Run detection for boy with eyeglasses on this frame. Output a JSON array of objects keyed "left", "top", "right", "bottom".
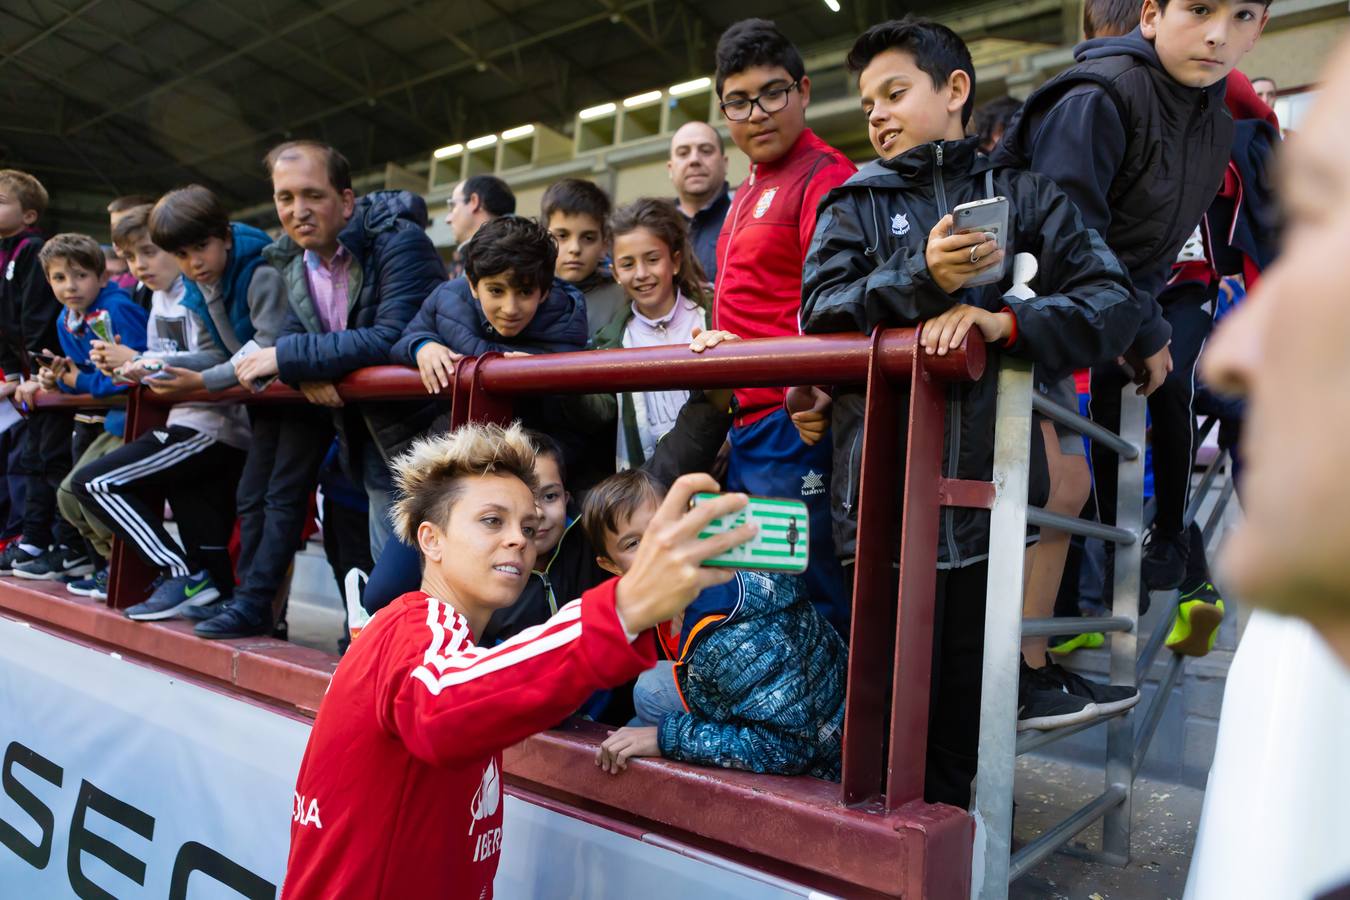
[{"left": 711, "top": 18, "right": 856, "bottom": 637}]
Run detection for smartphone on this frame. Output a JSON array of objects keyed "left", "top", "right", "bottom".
[
  {"left": 690, "top": 492, "right": 809, "bottom": 574},
  {"left": 28, "top": 350, "right": 58, "bottom": 370},
  {"left": 952, "top": 196, "right": 1010, "bottom": 288},
  {"left": 142, "top": 370, "right": 174, "bottom": 383},
  {"left": 229, "top": 339, "right": 278, "bottom": 393}
]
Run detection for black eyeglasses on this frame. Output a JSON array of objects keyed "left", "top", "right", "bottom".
[{"left": 720, "top": 81, "right": 799, "bottom": 122}]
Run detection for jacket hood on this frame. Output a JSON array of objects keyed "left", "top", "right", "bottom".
[
  {"left": 1075, "top": 28, "right": 1158, "bottom": 65},
  {"left": 678, "top": 571, "right": 800, "bottom": 657},
  {"left": 341, "top": 190, "right": 429, "bottom": 257},
  {"left": 262, "top": 190, "right": 429, "bottom": 269},
  {"left": 845, "top": 137, "right": 991, "bottom": 190}
]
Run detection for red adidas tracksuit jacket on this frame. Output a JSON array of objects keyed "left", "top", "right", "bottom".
[
  {"left": 282, "top": 580, "right": 655, "bottom": 900},
  {"left": 712, "top": 128, "right": 856, "bottom": 425}
]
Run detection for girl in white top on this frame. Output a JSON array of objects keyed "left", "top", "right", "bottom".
[{"left": 606, "top": 199, "right": 714, "bottom": 470}]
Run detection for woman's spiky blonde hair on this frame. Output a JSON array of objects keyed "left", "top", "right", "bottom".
[{"left": 390, "top": 421, "right": 539, "bottom": 546}]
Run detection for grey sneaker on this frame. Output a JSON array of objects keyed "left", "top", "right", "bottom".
[{"left": 124, "top": 572, "right": 221, "bottom": 621}]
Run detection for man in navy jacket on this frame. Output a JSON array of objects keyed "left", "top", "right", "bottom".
[{"left": 238, "top": 141, "right": 447, "bottom": 561}]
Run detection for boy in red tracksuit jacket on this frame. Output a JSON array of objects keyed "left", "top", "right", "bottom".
[
  {"left": 283, "top": 423, "right": 754, "bottom": 900},
  {"left": 710, "top": 19, "right": 856, "bottom": 636}
]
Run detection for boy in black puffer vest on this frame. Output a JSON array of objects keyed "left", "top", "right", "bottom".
[
  {"left": 993, "top": 0, "right": 1269, "bottom": 599},
  {"left": 802, "top": 18, "right": 1143, "bottom": 808}
]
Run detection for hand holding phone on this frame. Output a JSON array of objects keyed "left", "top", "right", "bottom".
[
  {"left": 951, "top": 196, "right": 1010, "bottom": 288},
  {"left": 690, "top": 492, "right": 809, "bottom": 574},
  {"left": 925, "top": 213, "right": 1005, "bottom": 295}
]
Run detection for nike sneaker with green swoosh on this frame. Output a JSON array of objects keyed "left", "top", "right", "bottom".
[{"left": 124, "top": 571, "right": 221, "bottom": 621}]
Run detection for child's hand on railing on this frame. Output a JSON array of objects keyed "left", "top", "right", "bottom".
[
  {"left": 234, "top": 346, "right": 280, "bottom": 392},
  {"left": 596, "top": 726, "right": 660, "bottom": 774},
  {"left": 90, "top": 338, "right": 136, "bottom": 374},
  {"left": 145, "top": 366, "right": 204, "bottom": 394},
  {"left": 786, "top": 385, "right": 831, "bottom": 446},
  {"left": 689, "top": 327, "right": 740, "bottom": 353},
  {"left": 414, "top": 341, "right": 462, "bottom": 394},
  {"left": 15, "top": 379, "right": 42, "bottom": 407},
  {"left": 920, "top": 304, "right": 1014, "bottom": 356}
]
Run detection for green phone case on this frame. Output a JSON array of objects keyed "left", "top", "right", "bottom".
[{"left": 692, "top": 492, "right": 809, "bottom": 573}]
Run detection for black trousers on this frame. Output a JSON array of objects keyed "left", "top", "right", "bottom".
[
  {"left": 925, "top": 560, "right": 991, "bottom": 810},
  {"left": 20, "top": 408, "right": 81, "bottom": 549},
  {"left": 231, "top": 407, "right": 332, "bottom": 616},
  {"left": 1089, "top": 293, "right": 1214, "bottom": 534},
  {"left": 1, "top": 418, "right": 27, "bottom": 539},
  {"left": 72, "top": 425, "right": 243, "bottom": 590}
]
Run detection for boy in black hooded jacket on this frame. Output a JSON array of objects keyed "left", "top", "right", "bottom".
[{"left": 801, "top": 18, "right": 1142, "bottom": 808}]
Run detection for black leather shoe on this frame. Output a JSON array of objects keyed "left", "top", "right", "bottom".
[{"left": 193, "top": 602, "right": 271, "bottom": 640}]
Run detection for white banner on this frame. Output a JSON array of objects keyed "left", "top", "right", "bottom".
[
  {"left": 0, "top": 616, "right": 824, "bottom": 899},
  {"left": 0, "top": 617, "right": 309, "bottom": 898}
]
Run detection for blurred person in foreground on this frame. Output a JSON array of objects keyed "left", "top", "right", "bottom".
[{"left": 1184, "top": 37, "right": 1350, "bottom": 900}]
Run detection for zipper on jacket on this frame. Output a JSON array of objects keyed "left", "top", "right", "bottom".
[
  {"left": 533, "top": 570, "right": 558, "bottom": 616},
  {"left": 842, "top": 427, "right": 863, "bottom": 515},
  {"left": 713, "top": 169, "right": 753, "bottom": 327},
  {"left": 944, "top": 387, "right": 962, "bottom": 565},
  {"left": 934, "top": 143, "right": 949, "bottom": 217}
]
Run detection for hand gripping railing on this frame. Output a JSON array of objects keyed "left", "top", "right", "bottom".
[{"left": 973, "top": 360, "right": 1236, "bottom": 898}]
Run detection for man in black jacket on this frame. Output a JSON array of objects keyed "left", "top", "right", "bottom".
[
  {"left": 802, "top": 18, "right": 1142, "bottom": 808},
  {"left": 993, "top": 0, "right": 1269, "bottom": 590}
]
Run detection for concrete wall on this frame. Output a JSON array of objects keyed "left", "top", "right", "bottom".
[{"left": 1242, "top": 17, "right": 1349, "bottom": 91}]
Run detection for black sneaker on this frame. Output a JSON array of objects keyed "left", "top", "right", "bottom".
[
  {"left": 0, "top": 542, "right": 38, "bottom": 575},
  {"left": 1141, "top": 528, "right": 1188, "bottom": 591},
  {"left": 1018, "top": 659, "right": 1099, "bottom": 731},
  {"left": 13, "top": 546, "right": 95, "bottom": 581},
  {"left": 1041, "top": 656, "right": 1141, "bottom": 716},
  {"left": 194, "top": 601, "right": 271, "bottom": 640}
]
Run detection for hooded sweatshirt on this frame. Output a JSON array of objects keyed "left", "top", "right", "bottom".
[
  {"left": 993, "top": 28, "right": 1235, "bottom": 358},
  {"left": 54, "top": 283, "right": 148, "bottom": 437}
]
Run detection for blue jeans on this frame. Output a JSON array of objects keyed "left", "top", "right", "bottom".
[
  {"left": 362, "top": 448, "right": 394, "bottom": 563},
  {"left": 629, "top": 661, "right": 682, "bottom": 726}
]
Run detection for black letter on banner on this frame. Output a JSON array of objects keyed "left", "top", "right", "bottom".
[
  {"left": 0, "top": 741, "right": 63, "bottom": 869},
  {"left": 169, "top": 841, "right": 276, "bottom": 900},
  {"left": 67, "top": 779, "right": 154, "bottom": 900}
]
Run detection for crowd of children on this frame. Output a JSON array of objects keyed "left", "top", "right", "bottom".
[{"left": 0, "top": 5, "right": 1273, "bottom": 857}]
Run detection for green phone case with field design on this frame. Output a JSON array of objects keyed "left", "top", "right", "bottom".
[{"left": 692, "top": 493, "right": 809, "bottom": 574}]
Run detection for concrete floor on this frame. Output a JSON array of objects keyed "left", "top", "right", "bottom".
[{"left": 1011, "top": 755, "right": 1204, "bottom": 900}]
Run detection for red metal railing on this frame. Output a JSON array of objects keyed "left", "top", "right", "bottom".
[{"left": 15, "top": 328, "right": 992, "bottom": 896}]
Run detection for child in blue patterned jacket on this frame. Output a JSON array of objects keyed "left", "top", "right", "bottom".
[{"left": 584, "top": 468, "right": 847, "bottom": 780}]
